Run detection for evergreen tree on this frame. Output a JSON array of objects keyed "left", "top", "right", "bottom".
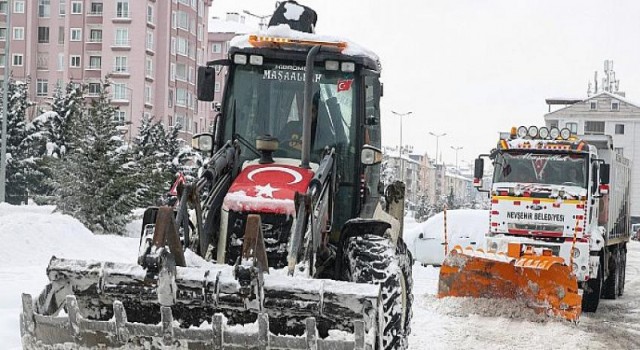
[
  {"left": 46, "top": 82, "right": 86, "bottom": 158},
  {"left": 51, "top": 81, "right": 135, "bottom": 234},
  {"left": 0, "top": 79, "right": 34, "bottom": 204}
]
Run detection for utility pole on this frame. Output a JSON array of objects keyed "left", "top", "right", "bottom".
[
  {"left": 450, "top": 146, "right": 463, "bottom": 205},
  {"left": 243, "top": 10, "right": 271, "bottom": 30},
  {"left": 429, "top": 131, "right": 446, "bottom": 202},
  {"left": 0, "top": 0, "right": 12, "bottom": 203},
  {"left": 392, "top": 110, "right": 412, "bottom": 182},
  {"left": 429, "top": 132, "right": 447, "bottom": 165}
]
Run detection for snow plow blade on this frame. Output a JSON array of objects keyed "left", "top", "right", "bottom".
[
  {"left": 438, "top": 244, "right": 582, "bottom": 321},
  {"left": 20, "top": 257, "right": 380, "bottom": 349}
]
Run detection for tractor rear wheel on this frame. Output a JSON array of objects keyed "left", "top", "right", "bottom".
[{"left": 344, "top": 234, "right": 413, "bottom": 350}]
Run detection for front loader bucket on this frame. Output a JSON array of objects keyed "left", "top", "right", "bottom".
[
  {"left": 21, "top": 257, "right": 381, "bottom": 349},
  {"left": 438, "top": 245, "right": 582, "bottom": 321}
]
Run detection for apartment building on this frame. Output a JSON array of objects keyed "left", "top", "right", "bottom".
[{"left": 0, "top": 0, "right": 212, "bottom": 139}]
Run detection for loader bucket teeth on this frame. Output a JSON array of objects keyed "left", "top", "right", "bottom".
[{"left": 438, "top": 246, "right": 582, "bottom": 321}]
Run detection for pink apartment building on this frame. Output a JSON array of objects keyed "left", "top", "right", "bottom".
[
  {"left": 0, "top": 0, "right": 212, "bottom": 139},
  {"left": 203, "top": 13, "right": 255, "bottom": 130}
]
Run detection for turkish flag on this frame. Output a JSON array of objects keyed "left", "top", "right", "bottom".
[
  {"left": 168, "top": 173, "right": 186, "bottom": 196},
  {"left": 337, "top": 79, "right": 353, "bottom": 92}
]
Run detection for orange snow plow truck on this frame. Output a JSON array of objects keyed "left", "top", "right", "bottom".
[{"left": 439, "top": 126, "right": 631, "bottom": 321}]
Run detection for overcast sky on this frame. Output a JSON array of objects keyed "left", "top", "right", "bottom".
[{"left": 210, "top": 0, "right": 640, "bottom": 166}]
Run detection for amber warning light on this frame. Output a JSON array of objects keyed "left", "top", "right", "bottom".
[{"left": 248, "top": 35, "right": 347, "bottom": 51}]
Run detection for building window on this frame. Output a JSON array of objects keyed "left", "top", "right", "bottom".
[
  {"left": 0, "top": 54, "right": 5, "bottom": 67},
  {"left": 0, "top": 1, "right": 7, "bottom": 14},
  {"left": 37, "top": 53, "right": 49, "bottom": 69},
  {"left": 176, "top": 63, "right": 187, "bottom": 81},
  {"left": 589, "top": 100, "right": 597, "bottom": 110},
  {"left": 171, "top": 37, "right": 176, "bottom": 55},
  {"left": 88, "top": 82, "right": 101, "bottom": 95},
  {"left": 168, "top": 90, "right": 174, "bottom": 108},
  {"left": 145, "top": 58, "right": 153, "bottom": 77},
  {"left": 39, "top": 0, "right": 50, "bottom": 17},
  {"left": 584, "top": 121, "right": 605, "bottom": 135},
  {"left": 36, "top": 79, "right": 49, "bottom": 97},
  {"left": 116, "top": 0, "right": 129, "bottom": 18},
  {"left": 115, "top": 28, "right": 129, "bottom": 46},
  {"left": 211, "top": 43, "right": 222, "bottom": 53},
  {"left": 57, "top": 54, "right": 64, "bottom": 70},
  {"left": 59, "top": 0, "right": 66, "bottom": 15},
  {"left": 70, "top": 55, "right": 81, "bottom": 67},
  {"left": 114, "top": 56, "right": 128, "bottom": 72},
  {"left": 13, "top": 54, "right": 24, "bottom": 66},
  {"left": 566, "top": 122, "right": 578, "bottom": 134},
  {"left": 146, "top": 31, "right": 154, "bottom": 51},
  {"left": 88, "top": 56, "right": 101, "bottom": 69},
  {"left": 176, "top": 88, "right": 188, "bottom": 107},
  {"left": 177, "top": 11, "right": 189, "bottom": 30},
  {"left": 114, "top": 110, "right": 126, "bottom": 123},
  {"left": 614, "top": 147, "right": 624, "bottom": 156},
  {"left": 58, "top": 26, "right": 65, "bottom": 44},
  {"left": 170, "top": 63, "right": 176, "bottom": 81},
  {"left": 615, "top": 124, "right": 625, "bottom": 135},
  {"left": 113, "top": 83, "right": 127, "bottom": 100},
  {"left": 0, "top": 28, "right": 6, "bottom": 41},
  {"left": 145, "top": 85, "right": 152, "bottom": 104},
  {"left": 38, "top": 27, "right": 50, "bottom": 43},
  {"left": 89, "top": 29, "right": 102, "bottom": 42},
  {"left": 177, "top": 37, "right": 188, "bottom": 56},
  {"left": 89, "top": 2, "right": 103, "bottom": 15},
  {"left": 70, "top": 28, "right": 82, "bottom": 41},
  {"left": 13, "top": 27, "right": 25, "bottom": 40},
  {"left": 14, "top": 0, "right": 24, "bottom": 13},
  {"left": 71, "top": 1, "right": 82, "bottom": 14},
  {"left": 147, "top": 5, "right": 153, "bottom": 23},
  {"left": 611, "top": 101, "right": 620, "bottom": 111}
]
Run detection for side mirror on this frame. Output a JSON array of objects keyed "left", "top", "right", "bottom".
[
  {"left": 197, "top": 66, "right": 216, "bottom": 102},
  {"left": 600, "top": 163, "right": 610, "bottom": 185},
  {"left": 361, "top": 145, "right": 383, "bottom": 166},
  {"left": 192, "top": 133, "right": 214, "bottom": 154},
  {"left": 473, "top": 158, "right": 484, "bottom": 188}
]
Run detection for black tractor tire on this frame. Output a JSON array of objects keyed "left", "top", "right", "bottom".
[
  {"left": 602, "top": 247, "right": 619, "bottom": 300},
  {"left": 618, "top": 245, "right": 627, "bottom": 297},
  {"left": 582, "top": 255, "right": 603, "bottom": 312},
  {"left": 344, "top": 234, "right": 413, "bottom": 350}
]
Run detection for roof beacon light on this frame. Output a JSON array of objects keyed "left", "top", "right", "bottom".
[
  {"left": 248, "top": 35, "right": 347, "bottom": 51},
  {"left": 527, "top": 126, "right": 539, "bottom": 138},
  {"left": 560, "top": 128, "right": 572, "bottom": 140},
  {"left": 549, "top": 127, "right": 560, "bottom": 139},
  {"left": 510, "top": 126, "right": 517, "bottom": 139},
  {"left": 234, "top": 54, "right": 248, "bottom": 65},
  {"left": 538, "top": 127, "right": 550, "bottom": 139},
  {"left": 517, "top": 126, "right": 528, "bottom": 138}
]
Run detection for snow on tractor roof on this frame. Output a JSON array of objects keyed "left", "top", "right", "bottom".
[{"left": 230, "top": 24, "right": 380, "bottom": 65}]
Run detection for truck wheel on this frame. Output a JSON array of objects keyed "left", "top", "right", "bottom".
[
  {"left": 582, "top": 255, "right": 603, "bottom": 312},
  {"left": 344, "top": 234, "right": 413, "bottom": 350},
  {"left": 618, "top": 245, "right": 627, "bottom": 296},
  {"left": 602, "top": 247, "right": 619, "bottom": 300}
]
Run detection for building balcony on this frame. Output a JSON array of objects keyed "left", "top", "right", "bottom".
[
  {"left": 110, "top": 69, "right": 130, "bottom": 77},
  {"left": 111, "top": 40, "right": 131, "bottom": 50},
  {"left": 87, "top": 38, "right": 103, "bottom": 44},
  {"left": 86, "top": 65, "right": 102, "bottom": 70},
  {"left": 112, "top": 12, "right": 132, "bottom": 23},
  {"left": 87, "top": 11, "right": 103, "bottom": 16}
]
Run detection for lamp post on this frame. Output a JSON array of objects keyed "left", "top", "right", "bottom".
[
  {"left": 392, "top": 110, "right": 412, "bottom": 182},
  {"left": 0, "top": 0, "right": 12, "bottom": 203},
  {"left": 243, "top": 10, "right": 271, "bottom": 30},
  {"left": 429, "top": 132, "right": 447, "bottom": 165},
  {"left": 450, "top": 146, "right": 463, "bottom": 172}
]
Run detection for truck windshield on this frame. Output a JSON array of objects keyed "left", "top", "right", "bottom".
[
  {"left": 493, "top": 152, "right": 588, "bottom": 188},
  {"left": 223, "top": 61, "right": 357, "bottom": 165}
]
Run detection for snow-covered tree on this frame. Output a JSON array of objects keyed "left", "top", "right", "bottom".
[
  {"left": 0, "top": 79, "right": 35, "bottom": 204},
  {"left": 46, "top": 82, "right": 87, "bottom": 158},
  {"left": 50, "top": 81, "right": 135, "bottom": 234}
]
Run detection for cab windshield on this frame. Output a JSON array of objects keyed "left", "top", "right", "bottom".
[
  {"left": 223, "top": 61, "right": 357, "bottom": 165},
  {"left": 493, "top": 152, "right": 588, "bottom": 188}
]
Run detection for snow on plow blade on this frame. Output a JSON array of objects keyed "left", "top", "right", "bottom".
[
  {"left": 438, "top": 244, "right": 582, "bottom": 321},
  {"left": 21, "top": 257, "right": 380, "bottom": 349}
]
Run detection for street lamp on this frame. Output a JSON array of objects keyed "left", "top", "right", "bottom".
[
  {"left": 243, "top": 10, "right": 271, "bottom": 30},
  {"left": 450, "top": 146, "right": 463, "bottom": 172},
  {"left": 429, "top": 132, "right": 447, "bottom": 165},
  {"left": 392, "top": 110, "right": 412, "bottom": 181}
]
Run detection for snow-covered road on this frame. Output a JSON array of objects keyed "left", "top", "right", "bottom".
[{"left": 2, "top": 204, "right": 640, "bottom": 349}]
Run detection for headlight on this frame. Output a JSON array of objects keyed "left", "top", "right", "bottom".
[
  {"left": 490, "top": 242, "right": 498, "bottom": 251},
  {"left": 572, "top": 263, "right": 579, "bottom": 272},
  {"left": 527, "top": 126, "right": 539, "bottom": 138},
  {"left": 572, "top": 248, "right": 580, "bottom": 259},
  {"left": 560, "top": 127, "right": 572, "bottom": 140},
  {"left": 538, "top": 127, "right": 550, "bottom": 139},
  {"left": 517, "top": 126, "right": 528, "bottom": 138},
  {"left": 549, "top": 127, "right": 560, "bottom": 139}
]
